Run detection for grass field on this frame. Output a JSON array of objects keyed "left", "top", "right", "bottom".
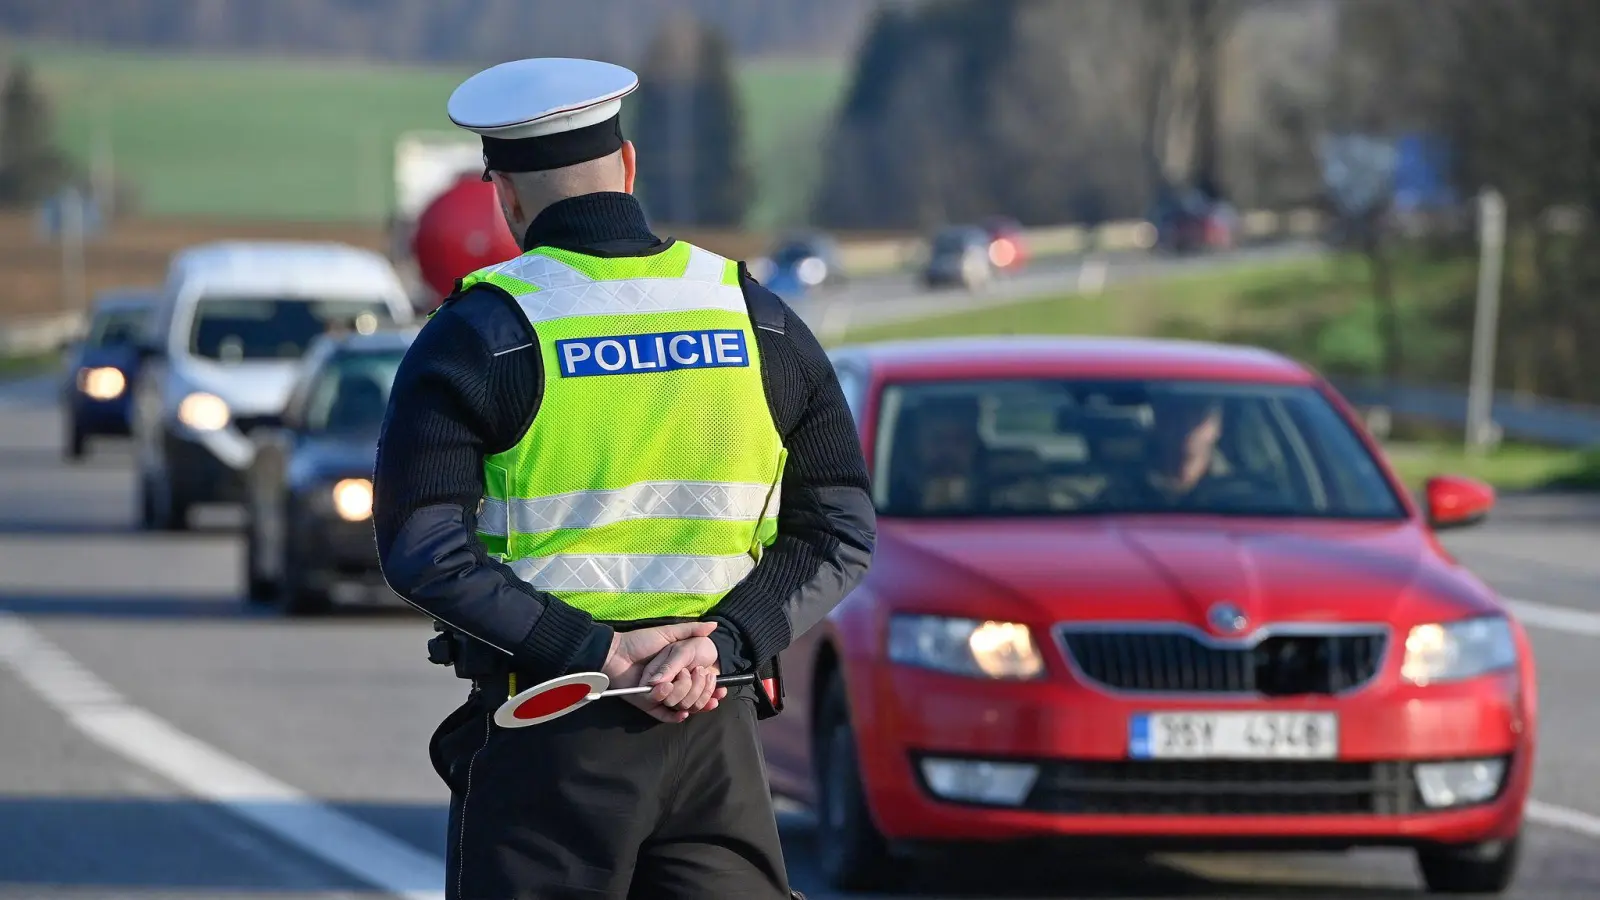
[
  {"left": 844, "top": 251, "right": 1477, "bottom": 383},
  {"left": 15, "top": 44, "right": 846, "bottom": 226},
  {"left": 1383, "top": 442, "right": 1600, "bottom": 492}
]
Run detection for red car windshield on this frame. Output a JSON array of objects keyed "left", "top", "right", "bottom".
[{"left": 872, "top": 378, "right": 1406, "bottom": 520}]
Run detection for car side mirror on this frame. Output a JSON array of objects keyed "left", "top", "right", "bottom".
[{"left": 1424, "top": 475, "right": 1495, "bottom": 530}]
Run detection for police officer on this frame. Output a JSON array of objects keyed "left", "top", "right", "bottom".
[{"left": 374, "top": 58, "right": 875, "bottom": 900}]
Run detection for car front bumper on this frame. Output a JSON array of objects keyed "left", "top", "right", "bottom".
[
  {"left": 163, "top": 431, "right": 247, "bottom": 503},
  {"left": 291, "top": 510, "right": 380, "bottom": 574},
  {"left": 855, "top": 664, "right": 1532, "bottom": 849},
  {"left": 69, "top": 394, "right": 134, "bottom": 436}
]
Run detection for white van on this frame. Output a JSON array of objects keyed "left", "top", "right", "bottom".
[{"left": 132, "top": 241, "right": 414, "bottom": 530}]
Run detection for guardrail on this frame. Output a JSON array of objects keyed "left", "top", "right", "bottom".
[
  {"left": 1335, "top": 378, "right": 1600, "bottom": 448},
  {"left": 832, "top": 206, "right": 1330, "bottom": 276},
  {"left": 0, "top": 312, "right": 83, "bottom": 358}
]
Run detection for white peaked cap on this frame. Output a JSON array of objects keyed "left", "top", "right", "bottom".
[{"left": 448, "top": 57, "right": 639, "bottom": 140}]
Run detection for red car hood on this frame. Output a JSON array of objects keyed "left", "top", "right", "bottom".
[{"left": 872, "top": 516, "right": 1501, "bottom": 628}]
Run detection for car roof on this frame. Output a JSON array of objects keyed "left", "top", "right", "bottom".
[
  {"left": 932, "top": 225, "right": 989, "bottom": 242},
  {"left": 90, "top": 287, "right": 160, "bottom": 311},
  {"left": 835, "top": 336, "right": 1315, "bottom": 384},
  {"left": 166, "top": 240, "right": 405, "bottom": 299}
]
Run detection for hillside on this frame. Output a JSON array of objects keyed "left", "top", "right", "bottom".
[{"left": 18, "top": 46, "right": 847, "bottom": 225}]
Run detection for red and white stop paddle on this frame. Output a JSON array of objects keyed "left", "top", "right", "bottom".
[{"left": 493, "top": 670, "right": 758, "bottom": 728}]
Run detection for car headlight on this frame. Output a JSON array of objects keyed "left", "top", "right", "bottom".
[
  {"left": 796, "top": 256, "right": 828, "bottom": 286},
  {"left": 176, "top": 392, "right": 230, "bottom": 431},
  {"left": 331, "top": 478, "right": 373, "bottom": 522},
  {"left": 77, "top": 367, "right": 127, "bottom": 400},
  {"left": 1402, "top": 616, "right": 1517, "bottom": 685},
  {"left": 887, "top": 614, "right": 1044, "bottom": 679}
]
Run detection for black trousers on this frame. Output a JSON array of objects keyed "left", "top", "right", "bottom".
[{"left": 430, "top": 683, "right": 792, "bottom": 900}]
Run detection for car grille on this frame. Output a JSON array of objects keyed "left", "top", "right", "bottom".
[
  {"left": 1057, "top": 628, "right": 1387, "bottom": 695},
  {"left": 1023, "top": 760, "right": 1418, "bottom": 816},
  {"left": 231, "top": 414, "right": 282, "bottom": 435}
]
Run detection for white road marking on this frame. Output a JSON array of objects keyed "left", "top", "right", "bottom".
[
  {"left": 1505, "top": 597, "right": 1600, "bottom": 637},
  {"left": 1527, "top": 801, "right": 1600, "bottom": 839},
  {"left": 0, "top": 612, "right": 445, "bottom": 900}
]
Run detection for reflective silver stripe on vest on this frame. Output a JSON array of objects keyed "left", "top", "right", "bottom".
[
  {"left": 477, "top": 481, "right": 779, "bottom": 537},
  {"left": 479, "top": 246, "right": 746, "bottom": 322},
  {"left": 508, "top": 552, "right": 756, "bottom": 595}
]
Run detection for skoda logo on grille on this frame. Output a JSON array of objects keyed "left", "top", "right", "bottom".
[{"left": 1207, "top": 602, "right": 1249, "bottom": 634}]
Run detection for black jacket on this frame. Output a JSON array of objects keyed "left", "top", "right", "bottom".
[{"left": 373, "top": 192, "right": 875, "bottom": 682}]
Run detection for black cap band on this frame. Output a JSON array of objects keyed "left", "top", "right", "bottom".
[{"left": 480, "top": 114, "right": 624, "bottom": 175}]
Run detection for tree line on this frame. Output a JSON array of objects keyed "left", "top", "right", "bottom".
[
  {"left": 814, "top": 0, "right": 1334, "bottom": 229},
  {"left": 1331, "top": 0, "right": 1600, "bottom": 406},
  {"left": 0, "top": 0, "right": 872, "bottom": 64}
]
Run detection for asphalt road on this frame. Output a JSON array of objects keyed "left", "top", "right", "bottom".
[{"left": 5, "top": 372, "right": 1600, "bottom": 899}]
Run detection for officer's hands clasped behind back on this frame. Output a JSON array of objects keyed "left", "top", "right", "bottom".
[{"left": 601, "top": 621, "right": 728, "bottom": 722}]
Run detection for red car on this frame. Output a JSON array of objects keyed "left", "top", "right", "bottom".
[{"left": 759, "top": 337, "right": 1535, "bottom": 895}]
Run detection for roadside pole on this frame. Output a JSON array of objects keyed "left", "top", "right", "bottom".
[
  {"left": 1465, "top": 188, "right": 1506, "bottom": 455},
  {"left": 61, "top": 187, "right": 87, "bottom": 317}
]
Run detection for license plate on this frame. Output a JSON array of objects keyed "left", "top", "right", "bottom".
[{"left": 1130, "top": 712, "right": 1338, "bottom": 759}]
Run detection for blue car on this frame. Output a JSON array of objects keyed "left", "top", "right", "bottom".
[
  {"left": 61, "top": 288, "right": 158, "bottom": 460},
  {"left": 762, "top": 265, "right": 809, "bottom": 303}
]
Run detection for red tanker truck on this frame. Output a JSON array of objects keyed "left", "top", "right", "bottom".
[{"left": 408, "top": 171, "right": 520, "bottom": 308}]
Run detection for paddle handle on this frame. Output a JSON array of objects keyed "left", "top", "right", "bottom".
[{"left": 599, "top": 672, "right": 757, "bottom": 698}]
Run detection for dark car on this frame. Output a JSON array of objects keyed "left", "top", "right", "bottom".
[
  {"left": 1149, "top": 188, "right": 1238, "bottom": 254},
  {"left": 243, "top": 328, "right": 415, "bottom": 614},
  {"left": 61, "top": 288, "right": 159, "bottom": 460},
  {"left": 922, "top": 225, "right": 994, "bottom": 290}
]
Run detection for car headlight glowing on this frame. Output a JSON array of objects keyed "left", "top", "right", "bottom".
[
  {"left": 796, "top": 256, "right": 828, "bottom": 286},
  {"left": 1401, "top": 616, "right": 1517, "bottom": 685},
  {"left": 176, "top": 392, "right": 230, "bottom": 431},
  {"left": 887, "top": 614, "right": 1044, "bottom": 679},
  {"left": 332, "top": 478, "right": 373, "bottom": 522},
  {"left": 77, "top": 367, "right": 126, "bottom": 400}
]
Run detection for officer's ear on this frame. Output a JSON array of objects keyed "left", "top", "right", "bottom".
[
  {"left": 620, "top": 140, "right": 637, "bottom": 195},
  {"left": 486, "top": 170, "right": 523, "bottom": 226}
]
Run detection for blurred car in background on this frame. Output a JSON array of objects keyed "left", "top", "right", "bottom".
[
  {"left": 1150, "top": 188, "right": 1239, "bottom": 253},
  {"left": 244, "top": 328, "right": 414, "bottom": 614},
  {"left": 751, "top": 230, "right": 846, "bottom": 300},
  {"left": 979, "top": 215, "right": 1029, "bottom": 271},
  {"left": 60, "top": 287, "right": 157, "bottom": 460},
  {"left": 762, "top": 337, "right": 1533, "bottom": 896},
  {"left": 132, "top": 241, "right": 414, "bottom": 531},
  {"left": 921, "top": 225, "right": 995, "bottom": 290}
]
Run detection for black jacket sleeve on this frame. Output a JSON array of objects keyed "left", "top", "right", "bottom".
[
  {"left": 373, "top": 288, "right": 612, "bottom": 681},
  {"left": 704, "top": 277, "right": 876, "bottom": 672}
]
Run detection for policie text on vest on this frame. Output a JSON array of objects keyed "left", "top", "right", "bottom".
[{"left": 557, "top": 329, "right": 749, "bottom": 378}]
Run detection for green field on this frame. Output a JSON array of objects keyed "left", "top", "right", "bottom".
[
  {"left": 843, "top": 251, "right": 1477, "bottom": 382},
  {"left": 14, "top": 44, "right": 846, "bottom": 225},
  {"left": 1383, "top": 442, "right": 1600, "bottom": 492}
]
